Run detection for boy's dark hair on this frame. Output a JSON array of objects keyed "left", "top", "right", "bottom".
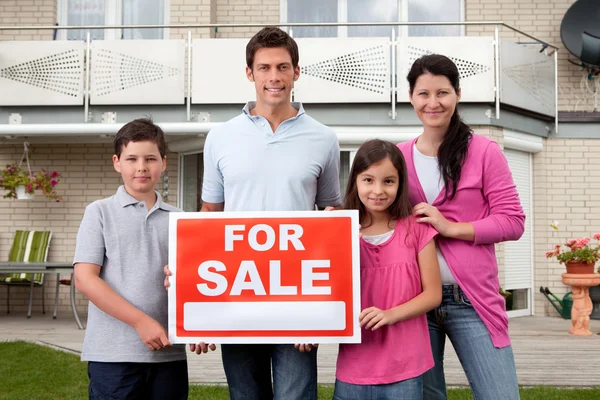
[
  {"left": 344, "top": 139, "right": 412, "bottom": 229},
  {"left": 246, "top": 27, "right": 299, "bottom": 69},
  {"left": 407, "top": 54, "right": 472, "bottom": 201},
  {"left": 114, "top": 118, "right": 166, "bottom": 159}
]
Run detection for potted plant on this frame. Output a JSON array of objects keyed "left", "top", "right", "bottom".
[
  {"left": 0, "top": 163, "right": 62, "bottom": 201},
  {"left": 546, "top": 234, "right": 600, "bottom": 274}
]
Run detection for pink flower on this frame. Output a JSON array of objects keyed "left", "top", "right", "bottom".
[
  {"left": 554, "top": 244, "right": 561, "bottom": 251},
  {"left": 566, "top": 239, "right": 577, "bottom": 247},
  {"left": 26, "top": 184, "right": 32, "bottom": 192},
  {"left": 545, "top": 251, "right": 554, "bottom": 258},
  {"left": 51, "top": 171, "right": 58, "bottom": 177},
  {"left": 581, "top": 238, "right": 590, "bottom": 246},
  {"left": 594, "top": 233, "right": 600, "bottom": 240},
  {"left": 50, "top": 180, "right": 57, "bottom": 187}
]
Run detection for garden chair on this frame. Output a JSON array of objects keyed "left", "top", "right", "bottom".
[{"left": 0, "top": 230, "right": 52, "bottom": 317}]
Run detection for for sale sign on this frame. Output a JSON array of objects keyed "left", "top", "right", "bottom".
[{"left": 168, "top": 211, "right": 360, "bottom": 344}]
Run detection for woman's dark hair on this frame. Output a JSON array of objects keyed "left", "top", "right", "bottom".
[
  {"left": 344, "top": 139, "right": 412, "bottom": 228},
  {"left": 407, "top": 54, "right": 472, "bottom": 200}
]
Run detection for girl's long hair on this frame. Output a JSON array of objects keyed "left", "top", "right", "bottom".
[
  {"left": 407, "top": 54, "right": 472, "bottom": 200},
  {"left": 343, "top": 139, "right": 412, "bottom": 229}
]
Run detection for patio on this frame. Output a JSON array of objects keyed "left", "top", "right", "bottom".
[{"left": 1, "top": 313, "right": 599, "bottom": 387}]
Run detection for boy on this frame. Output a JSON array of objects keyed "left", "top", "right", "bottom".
[{"left": 74, "top": 118, "right": 188, "bottom": 399}]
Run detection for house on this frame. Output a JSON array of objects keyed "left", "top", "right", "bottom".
[{"left": 0, "top": 0, "right": 598, "bottom": 319}]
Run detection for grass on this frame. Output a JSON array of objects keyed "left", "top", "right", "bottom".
[{"left": 1, "top": 341, "right": 599, "bottom": 399}]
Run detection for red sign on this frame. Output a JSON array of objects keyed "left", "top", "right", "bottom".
[{"left": 168, "top": 211, "right": 360, "bottom": 344}]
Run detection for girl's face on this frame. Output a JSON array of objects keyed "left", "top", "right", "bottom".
[
  {"left": 409, "top": 72, "right": 460, "bottom": 132},
  {"left": 356, "top": 157, "right": 399, "bottom": 216}
]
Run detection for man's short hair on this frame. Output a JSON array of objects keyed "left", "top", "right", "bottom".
[{"left": 246, "top": 27, "right": 299, "bottom": 69}]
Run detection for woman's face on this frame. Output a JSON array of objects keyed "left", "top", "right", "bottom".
[{"left": 409, "top": 72, "right": 461, "bottom": 132}]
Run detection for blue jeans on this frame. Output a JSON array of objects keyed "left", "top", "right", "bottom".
[
  {"left": 333, "top": 376, "right": 423, "bottom": 400},
  {"left": 88, "top": 360, "right": 188, "bottom": 400},
  {"left": 221, "top": 343, "right": 317, "bottom": 400},
  {"left": 423, "top": 285, "right": 519, "bottom": 400}
]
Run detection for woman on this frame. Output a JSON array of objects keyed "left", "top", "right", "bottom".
[{"left": 397, "top": 54, "right": 524, "bottom": 400}]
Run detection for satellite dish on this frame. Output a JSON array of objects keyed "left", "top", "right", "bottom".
[{"left": 560, "top": 0, "right": 600, "bottom": 67}]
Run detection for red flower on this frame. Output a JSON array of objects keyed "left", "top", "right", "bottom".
[
  {"left": 50, "top": 180, "right": 57, "bottom": 187},
  {"left": 51, "top": 171, "right": 58, "bottom": 177}
]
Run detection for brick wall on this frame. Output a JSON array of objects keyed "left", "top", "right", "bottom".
[
  {"left": 215, "top": 0, "right": 279, "bottom": 38},
  {"left": 0, "top": 143, "right": 179, "bottom": 315},
  {"left": 170, "top": 0, "right": 214, "bottom": 39},
  {"left": 0, "top": 0, "right": 56, "bottom": 40},
  {"left": 532, "top": 138, "right": 600, "bottom": 316}
]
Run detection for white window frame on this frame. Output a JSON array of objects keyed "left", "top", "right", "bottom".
[
  {"left": 280, "top": 0, "right": 465, "bottom": 38},
  {"left": 57, "top": 0, "right": 170, "bottom": 40},
  {"left": 503, "top": 129, "right": 543, "bottom": 318}
]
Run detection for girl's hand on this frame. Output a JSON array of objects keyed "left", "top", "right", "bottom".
[
  {"left": 163, "top": 264, "right": 171, "bottom": 290},
  {"left": 412, "top": 202, "right": 452, "bottom": 236},
  {"left": 359, "top": 307, "right": 397, "bottom": 330}
]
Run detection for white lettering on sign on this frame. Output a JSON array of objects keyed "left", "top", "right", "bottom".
[
  {"left": 224, "top": 224, "right": 305, "bottom": 252},
  {"left": 197, "top": 261, "right": 228, "bottom": 296},
  {"left": 302, "top": 260, "right": 331, "bottom": 295},
  {"left": 196, "top": 260, "right": 331, "bottom": 296},
  {"left": 230, "top": 261, "right": 266, "bottom": 295}
]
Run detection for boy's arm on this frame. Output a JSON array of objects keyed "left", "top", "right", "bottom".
[{"left": 75, "top": 262, "right": 170, "bottom": 350}]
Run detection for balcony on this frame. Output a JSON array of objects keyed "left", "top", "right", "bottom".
[{"left": 0, "top": 22, "right": 558, "bottom": 132}]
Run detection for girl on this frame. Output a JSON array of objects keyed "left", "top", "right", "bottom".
[
  {"left": 399, "top": 54, "right": 525, "bottom": 400},
  {"left": 334, "top": 139, "right": 442, "bottom": 400}
]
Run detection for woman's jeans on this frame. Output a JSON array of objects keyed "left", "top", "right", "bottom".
[
  {"left": 423, "top": 284, "right": 520, "bottom": 400},
  {"left": 333, "top": 375, "right": 423, "bottom": 400}
]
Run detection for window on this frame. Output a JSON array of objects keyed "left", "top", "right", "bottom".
[
  {"left": 283, "top": 0, "right": 463, "bottom": 38},
  {"left": 181, "top": 153, "right": 204, "bottom": 212},
  {"left": 58, "top": 0, "right": 169, "bottom": 40}
]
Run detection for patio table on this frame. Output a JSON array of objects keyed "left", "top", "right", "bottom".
[{"left": 0, "top": 261, "right": 83, "bottom": 330}]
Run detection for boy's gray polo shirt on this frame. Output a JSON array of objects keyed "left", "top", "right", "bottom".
[
  {"left": 202, "top": 102, "right": 342, "bottom": 211},
  {"left": 74, "top": 186, "right": 186, "bottom": 363}
]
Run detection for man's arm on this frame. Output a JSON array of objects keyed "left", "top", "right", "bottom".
[{"left": 201, "top": 202, "right": 224, "bottom": 212}]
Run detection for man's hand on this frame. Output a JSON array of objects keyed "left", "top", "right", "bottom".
[
  {"left": 134, "top": 315, "right": 171, "bottom": 350},
  {"left": 294, "top": 343, "right": 319, "bottom": 352},
  {"left": 190, "top": 342, "right": 217, "bottom": 354}
]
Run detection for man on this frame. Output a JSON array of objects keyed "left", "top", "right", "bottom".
[{"left": 201, "top": 27, "right": 342, "bottom": 400}]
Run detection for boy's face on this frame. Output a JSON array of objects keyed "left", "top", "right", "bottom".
[
  {"left": 246, "top": 47, "right": 300, "bottom": 110},
  {"left": 112, "top": 140, "right": 166, "bottom": 199}
]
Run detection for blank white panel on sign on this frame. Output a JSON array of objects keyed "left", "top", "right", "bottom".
[
  {"left": 184, "top": 301, "right": 346, "bottom": 331},
  {"left": 294, "top": 38, "right": 391, "bottom": 103},
  {"left": 396, "top": 37, "right": 495, "bottom": 102},
  {"left": 90, "top": 40, "right": 185, "bottom": 105},
  {"left": 0, "top": 41, "right": 84, "bottom": 106},
  {"left": 192, "top": 39, "right": 255, "bottom": 104}
]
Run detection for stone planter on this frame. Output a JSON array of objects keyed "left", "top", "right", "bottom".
[{"left": 565, "top": 261, "right": 595, "bottom": 274}]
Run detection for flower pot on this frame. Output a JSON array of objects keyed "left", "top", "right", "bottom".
[
  {"left": 15, "top": 185, "right": 34, "bottom": 200},
  {"left": 565, "top": 261, "right": 595, "bottom": 274}
]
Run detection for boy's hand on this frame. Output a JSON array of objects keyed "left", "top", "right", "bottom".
[
  {"left": 190, "top": 342, "right": 217, "bottom": 354},
  {"left": 359, "top": 306, "right": 396, "bottom": 331},
  {"left": 134, "top": 315, "right": 171, "bottom": 350},
  {"left": 294, "top": 343, "right": 319, "bottom": 352},
  {"left": 164, "top": 264, "right": 171, "bottom": 290}
]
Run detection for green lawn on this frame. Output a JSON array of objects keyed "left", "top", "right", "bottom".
[{"left": 1, "top": 341, "right": 599, "bottom": 400}]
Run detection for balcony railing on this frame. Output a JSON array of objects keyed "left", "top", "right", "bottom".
[{"left": 0, "top": 22, "right": 558, "bottom": 123}]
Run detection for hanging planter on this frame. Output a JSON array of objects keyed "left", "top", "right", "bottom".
[
  {"left": 0, "top": 142, "right": 63, "bottom": 202},
  {"left": 14, "top": 185, "right": 34, "bottom": 200}
]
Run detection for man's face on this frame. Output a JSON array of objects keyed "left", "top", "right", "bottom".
[{"left": 246, "top": 47, "right": 300, "bottom": 109}]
